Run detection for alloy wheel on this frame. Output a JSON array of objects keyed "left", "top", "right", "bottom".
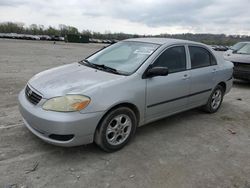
[
  {"left": 105, "top": 114, "right": 132, "bottom": 146},
  {"left": 211, "top": 89, "right": 222, "bottom": 110}
]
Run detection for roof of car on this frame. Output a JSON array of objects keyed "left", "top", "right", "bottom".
[{"left": 124, "top": 37, "right": 202, "bottom": 45}]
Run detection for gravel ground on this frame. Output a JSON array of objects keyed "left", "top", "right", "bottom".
[{"left": 0, "top": 39, "right": 249, "bottom": 188}]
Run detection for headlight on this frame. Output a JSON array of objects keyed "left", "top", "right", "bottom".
[{"left": 43, "top": 95, "right": 90, "bottom": 112}]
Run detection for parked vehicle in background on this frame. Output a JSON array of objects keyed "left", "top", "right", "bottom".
[
  {"left": 224, "top": 42, "right": 250, "bottom": 81},
  {"left": 219, "top": 46, "right": 228, "bottom": 51},
  {"left": 38, "top": 35, "right": 52, "bottom": 40},
  {"left": 0, "top": 33, "right": 64, "bottom": 41},
  {"left": 211, "top": 45, "right": 219, "bottom": 51},
  {"left": 211, "top": 45, "right": 228, "bottom": 51},
  {"left": 224, "top": 42, "right": 249, "bottom": 58},
  {"left": 23, "top": 34, "right": 40, "bottom": 40},
  {"left": 50, "top": 35, "right": 60, "bottom": 41},
  {"left": 18, "top": 38, "right": 233, "bottom": 152},
  {"left": 89, "top": 38, "right": 118, "bottom": 44}
]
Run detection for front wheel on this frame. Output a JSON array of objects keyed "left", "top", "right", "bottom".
[
  {"left": 94, "top": 107, "right": 137, "bottom": 152},
  {"left": 203, "top": 85, "right": 224, "bottom": 113}
]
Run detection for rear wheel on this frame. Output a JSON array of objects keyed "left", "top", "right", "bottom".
[
  {"left": 203, "top": 85, "right": 224, "bottom": 113},
  {"left": 94, "top": 107, "right": 137, "bottom": 152}
]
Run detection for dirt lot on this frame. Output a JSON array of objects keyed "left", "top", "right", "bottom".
[{"left": 0, "top": 39, "right": 250, "bottom": 188}]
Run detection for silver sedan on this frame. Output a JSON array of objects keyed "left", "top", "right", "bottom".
[{"left": 18, "top": 38, "right": 233, "bottom": 152}]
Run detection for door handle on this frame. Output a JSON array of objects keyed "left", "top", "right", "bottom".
[
  {"left": 182, "top": 74, "right": 190, "bottom": 80},
  {"left": 212, "top": 68, "right": 217, "bottom": 73}
]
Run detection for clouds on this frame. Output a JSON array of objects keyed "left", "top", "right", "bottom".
[
  {"left": 0, "top": 0, "right": 27, "bottom": 7},
  {"left": 82, "top": 0, "right": 214, "bottom": 26},
  {"left": 0, "top": 0, "right": 249, "bottom": 35}
]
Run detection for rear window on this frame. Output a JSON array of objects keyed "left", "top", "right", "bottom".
[{"left": 189, "top": 46, "right": 217, "bottom": 69}]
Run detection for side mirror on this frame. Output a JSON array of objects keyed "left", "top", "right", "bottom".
[{"left": 145, "top": 67, "right": 169, "bottom": 78}]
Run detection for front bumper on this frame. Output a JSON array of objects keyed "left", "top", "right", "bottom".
[
  {"left": 233, "top": 63, "right": 250, "bottom": 81},
  {"left": 18, "top": 89, "right": 104, "bottom": 147}
]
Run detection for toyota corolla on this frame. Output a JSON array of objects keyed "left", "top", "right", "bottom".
[{"left": 18, "top": 38, "right": 233, "bottom": 152}]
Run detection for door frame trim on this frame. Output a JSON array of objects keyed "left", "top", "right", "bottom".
[{"left": 147, "top": 88, "right": 212, "bottom": 108}]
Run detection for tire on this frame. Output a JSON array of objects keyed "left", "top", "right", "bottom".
[
  {"left": 203, "top": 85, "right": 224, "bottom": 113},
  {"left": 94, "top": 107, "right": 137, "bottom": 152}
]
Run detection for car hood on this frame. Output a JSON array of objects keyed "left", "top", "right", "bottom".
[
  {"left": 224, "top": 53, "right": 250, "bottom": 64},
  {"left": 28, "top": 62, "right": 124, "bottom": 98}
]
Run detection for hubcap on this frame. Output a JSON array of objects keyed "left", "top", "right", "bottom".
[
  {"left": 211, "top": 89, "right": 222, "bottom": 110},
  {"left": 106, "top": 114, "right": 132, "bottom": 146}
]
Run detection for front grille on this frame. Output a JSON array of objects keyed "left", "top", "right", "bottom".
[
  {"left": 25, "top": 85, "right": 42, "bottom": 105},
  {"left": 49, "top": 134, "right": 74, "bottom": 141},
  {"left": 233, "top": 62, "right": 250, "bottom": 72}
]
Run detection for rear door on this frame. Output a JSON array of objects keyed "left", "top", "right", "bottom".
[
  {"left": 145, "top": 45, "right": 190, "bottom": 121},
  {"left": 188, "top": 46, "right": 218, "bottom": 106}
]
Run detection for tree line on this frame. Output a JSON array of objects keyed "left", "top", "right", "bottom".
[{"left": 0, "top": 22, "right": 249, "bottom": 45}]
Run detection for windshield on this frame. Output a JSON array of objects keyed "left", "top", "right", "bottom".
[
  {"left": 231, "top": 42, "right": 247, "bottom": 51},
  {"left": 86, "top": 41, "right": 159, "bottom": 74},
  {"left": 237, "top": 44, "right": 250, "bottom": 55}
]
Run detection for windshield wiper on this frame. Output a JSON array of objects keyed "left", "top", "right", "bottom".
[
  {"left": 92, "top": 63, "right": 122, "bottom": 75},
  {"left": 79, "top": 59, "right": 102, "bottom": 69},
  {"left": 79, "top": 59, "right": 93, "bottom": 66},
  {"left": 79, "top": 59, "right": 124, "bottom": 75}
]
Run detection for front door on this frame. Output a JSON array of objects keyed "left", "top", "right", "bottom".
[{"left": 145, "top": 45, "right": 190, "bottom": 122}]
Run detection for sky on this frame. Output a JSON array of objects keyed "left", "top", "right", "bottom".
[{"left": 0, "top": 0, "right": 250, "bottom": 35}]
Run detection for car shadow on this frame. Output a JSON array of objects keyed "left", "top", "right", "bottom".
[
  {"left": 233, "top": 79, "right": 250, "bottom": 89},
  {"left": 40, "top": 108, "right": 205, "bottom": 154},
  {"left": 135, "top": 108, "right": 204, "bottom": 136}
]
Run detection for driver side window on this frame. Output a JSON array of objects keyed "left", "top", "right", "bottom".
[{"left": 152, "top": 46, "right": 187, "bottom": 73}]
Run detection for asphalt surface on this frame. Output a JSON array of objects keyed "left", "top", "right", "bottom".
[{"left": 0, "top": 39, "right": 249, "bottom": 188}]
